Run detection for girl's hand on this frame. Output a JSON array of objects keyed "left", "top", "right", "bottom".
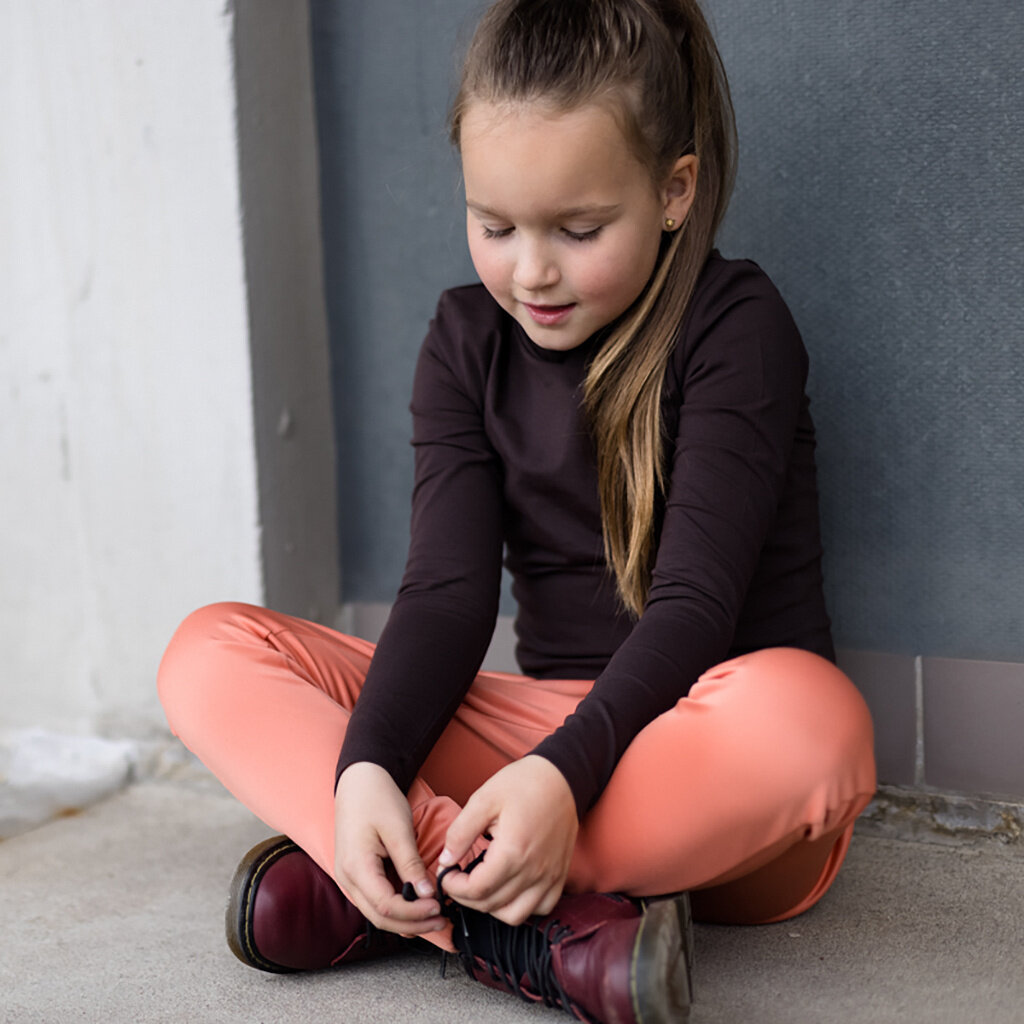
[
  {"left": 333, "top": 761, "right": 448, "bottom": 936},
  {"left": 438, "top": 755, "right": 578, "bottom": 925}
]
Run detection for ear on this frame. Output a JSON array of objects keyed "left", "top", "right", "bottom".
[{"left": 661, "top": 154, "right": 699, "bottom": 229}]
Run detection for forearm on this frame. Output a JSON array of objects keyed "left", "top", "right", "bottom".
[
  {"left": 531, "top": 597, "right": 730, "bottom": 816},
  {"left": 336, "top": 588, "right": 498, "bottom": 793}
]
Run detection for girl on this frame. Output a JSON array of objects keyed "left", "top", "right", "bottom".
[{"left": 158, "top": 1, "right": 876, "bottom": 1020}]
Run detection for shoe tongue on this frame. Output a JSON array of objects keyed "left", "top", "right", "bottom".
[
  {"left": 456, "top": 906, "right": 501, "bottom": 962},
  {"left": 453, "top": 905, "right": 551, "bottom": 992}
]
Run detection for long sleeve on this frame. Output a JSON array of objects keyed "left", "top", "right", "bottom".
[{"left": 335, "top": 293, "right": 505, "bottom": 792}]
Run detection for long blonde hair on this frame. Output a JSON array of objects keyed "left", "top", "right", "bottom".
[{"left": 450, "top": 0, "right": 737, "bottom": 616}]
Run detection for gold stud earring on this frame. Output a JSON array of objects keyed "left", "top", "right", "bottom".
[{"left": 664, "top": 218, "right": 677, "bottom": 230}]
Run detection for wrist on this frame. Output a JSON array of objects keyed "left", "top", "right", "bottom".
[
  {"left": 335, "top": 760, "right": 395, "bottom": 794},
  {"left": 521, "top": 754, "right": 574, "bottom": 804},
  {"left": 524, "top": 747, "right": 589, "bottom": 820}
]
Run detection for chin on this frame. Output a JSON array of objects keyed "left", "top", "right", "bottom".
[
  {"left": 522, "top": 328, "right": 590, "bottom": 352},
  {"left": 515, "top": 315, "right": 592, "bottom": 352}
]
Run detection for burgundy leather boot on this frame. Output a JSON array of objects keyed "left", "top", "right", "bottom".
[
  {"left": 226, "top": 835, "right": 404, "bottom": 973},
  {"left": 442, "top": 885, "right": 694, "bottom": 1023}
]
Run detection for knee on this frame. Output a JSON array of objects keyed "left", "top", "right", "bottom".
[
  {"left": 766, "top": 649, "right": 876, "bottom": 792},
  {"left": 698, "top": 647, "right": 875, "bottom": 777},
  {"left": 156, "top": 601, "right": 260, "bottom": 727},
  {"left": 710, "top": 648, "right": 869, "bottom": 720}
]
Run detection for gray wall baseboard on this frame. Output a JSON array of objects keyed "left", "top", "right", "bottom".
[
  {"left": 858, "top": 785, "right": 1024, "bottom": 856},
  {"left": 839, "top": 649, "right": 1024, "bottom": 804}
]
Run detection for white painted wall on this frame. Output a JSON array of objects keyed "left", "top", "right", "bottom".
[{"left": 1, "top": 3, "right": 263, "bottom": 736}]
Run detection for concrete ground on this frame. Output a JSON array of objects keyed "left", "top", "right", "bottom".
[{"left": 2, "top": 768, "right": 1023, "bottom": 1024}]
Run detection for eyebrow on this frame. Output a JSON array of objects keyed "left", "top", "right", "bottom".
[{"left": 465, "top": 200, "right": 622, "bottom": 219}]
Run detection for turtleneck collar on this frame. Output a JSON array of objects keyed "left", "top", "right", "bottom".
[{"left": 510, "top": 318, "right": 608, "bottom": 365}]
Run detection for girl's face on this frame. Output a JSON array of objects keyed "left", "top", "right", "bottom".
[{"left": 460, "top": 100, "right": 690, "bottom": 352}]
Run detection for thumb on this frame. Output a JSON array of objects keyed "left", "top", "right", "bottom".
[
  {"left": 439, "top": 791, "right": 493, "bottom": 869},
  {"left": 381, "top": 823, "right": 434, "bottom": 900}
]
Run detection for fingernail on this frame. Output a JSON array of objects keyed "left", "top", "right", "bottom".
[
  {"left": 432, "top": 922, "right": 446, "bottom": 932},
  {"left": 438, "top": 848, "right": 454, "bottom": 866},
  {"left": 415, "top": 879, "right": 434, "bottom": 898}
]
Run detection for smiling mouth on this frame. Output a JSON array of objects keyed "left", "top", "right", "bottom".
[{"left": 522, "top": 302, "right": 576, "bottom": 325}]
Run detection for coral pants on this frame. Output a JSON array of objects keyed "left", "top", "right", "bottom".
[{"left": 157, "top": 602, "right": 875, "bottom": 939}]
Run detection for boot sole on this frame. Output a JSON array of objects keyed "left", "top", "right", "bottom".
[
  {"left": 630, "top": 893, "right": 694, "bottom": 1022},
  {"left": 225, "top": 835, "right": 300, "bottom": 974}
]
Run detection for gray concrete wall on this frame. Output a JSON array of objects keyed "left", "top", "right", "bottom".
[
  {"left": 705, "top": 0, "right": 1024, "bottom": 803},
  {"left": 310, "top": 0, "right": 479, "bottom": 600},
  {"left": 707, "top": 0, "right": 1024, "bottom": 663}
]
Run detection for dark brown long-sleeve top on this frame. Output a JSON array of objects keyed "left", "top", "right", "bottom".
[{"left": 336, "top": 253, "right": 834, "bottom": 816}]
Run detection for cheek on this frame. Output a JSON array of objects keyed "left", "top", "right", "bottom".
[
  {"left": 581, "top": 243, "right": 659, "bottom": 309},
  {"left": 467, "top": 237, "right": 507, "bottom": 295},
  {"left": 577, "top": 261, "right": 628, "bottom": 303}
]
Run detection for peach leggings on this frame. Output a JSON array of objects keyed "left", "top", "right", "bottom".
[{"left": 157, "top": 602, "right": 876, "bottom": 937}]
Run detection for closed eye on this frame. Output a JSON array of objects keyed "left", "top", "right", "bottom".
[
  {"left": 480, "top": 225, "right": 603, "bottom": 242},
  {"left": 562, "top": 227, "right": 602, "bottom": 242}
]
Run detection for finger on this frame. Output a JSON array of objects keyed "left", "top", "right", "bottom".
[
  {"left": 445, "top": 845, "right": 568, "bottom": 918},
  {"left": 442, "top": 859, "right": 543, "bottom": 918},
  {"left": 473, "top": 876, "right": 561, "bottom": 926},
  {"left": 439, "top": 845, "right": 515, "bottom": 904},
  {"left": 489, "top": 889, "right": 546, "bottom": 926},
  {"left": 532, "top": 882, "right": 564, "bottom": 918},
  {"left": 490, "top": 873, "right": 565, "bottom": 925},
  {"left": 380, "top": 823, "right": 436, "bottom": 900},
  {"left": 439, "top": 795, "right": 495, "bottom": 869},
  {"left": 371, "top": 892, "right": 449, "bottom": 936},
  {"left": 441, "top": 873, "right": 505, "bottom": 910},
  {"left": 344, "top": 854, "right": 444, "bottom": 932}
]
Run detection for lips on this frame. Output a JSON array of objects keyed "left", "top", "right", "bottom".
[{"left": 522, "top": 302, "right": 576, "bottom": 326}]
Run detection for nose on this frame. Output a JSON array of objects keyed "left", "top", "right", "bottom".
[{"left": 512, "top": 238, "right": 560, "bottom": 293}]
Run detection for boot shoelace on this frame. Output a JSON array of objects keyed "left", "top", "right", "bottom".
[{"left": 435, "top": 852, "right": 576, "bottom": 1013}]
